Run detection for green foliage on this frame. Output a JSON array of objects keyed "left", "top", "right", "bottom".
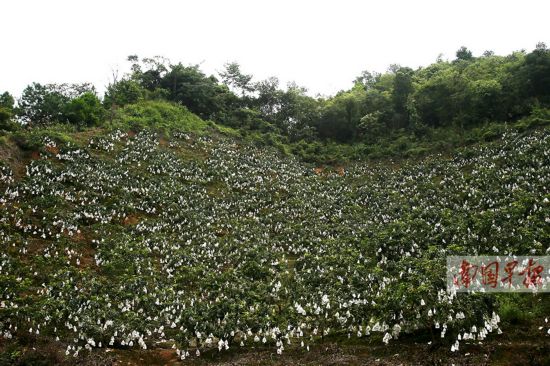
[
  {"left": 316, "top": 87, "right": 366, "bottom": 142},
  {"left": 455, "top": 46, "right": 474, "bottom": 61},
  {"left": 216, "top": 107, "right": 265, "bottom": 129},
  {"left": 517, "top": 106, "right": 550, "bottom": 130},
  {"left": 518, "top": 42, "right": 550, "bottom": 101},
  {"left": 219, "top": 62, "right": 254, "bottom": 97},
  {"left": 0, "top": 92, "right": 15, "bottom": 130},
  {"left": 391, "top": 66, "right": 414, "bottom": 129},
  {"left": 65, "top": 92, "right": 104, "bottom": 126},
  {"left": 11, "top": 125, "right": 76, "bottom": 151},
  {"left": 17, "top": 83, "right": 68, "bottom": 125},
  {"left": 0, "top": 343, "right": 22, "bottom": 366},
  {"left": 110, "top": 100, "right": 207, "bottom": 132},
  {"left": 17, "top": 83, "right": 99, "bottom": 127},
  {"left": 11, "top": 45, "right": 550, "bottom": 164},
  {"left": 0, "top": 108, "right": 11, "bottom": 127},
  {"left": 104, "top": 78, "right": 144, "bottom": 107},
  {"left": 359, "top": 111, "right": 384, "bottom": 143},
  {"left": 160, "top": 63, "right": 232, "bottom": 120},
  {"left": 0, "top": 91, "right": 15, "bottom": 115},
  {"left": 496, "top": 294, "right": 545, "bottom": 324}
]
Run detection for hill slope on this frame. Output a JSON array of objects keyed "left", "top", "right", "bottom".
[{"left": 0, "top": 124, "right": 549, "bottom": 365}]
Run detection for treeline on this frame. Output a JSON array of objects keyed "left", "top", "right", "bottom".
[{"left": 1, "top": 44, "right": 550, "bottom": 148}]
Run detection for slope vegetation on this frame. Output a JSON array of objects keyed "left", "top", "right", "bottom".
[{"left": 0, "top": 122, "right": 549, "bottom": 365}]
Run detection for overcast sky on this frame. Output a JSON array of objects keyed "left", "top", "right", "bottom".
[{"left": 1, "top": 0, "right": 548, "bottom": 98}]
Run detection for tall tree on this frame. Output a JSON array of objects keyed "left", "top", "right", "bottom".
[
  {"left": 219, "top": 62, "right": 254, "bottom": 97},
  {"left": 520, "top": 42, "right": 550, "bottom": 102},
  {"left": 253, "top": 77, "right": 283, "bottom": 121},
  {"left": 17, "top": 83, "right": 69, "bottom": 125},
  {"left": 161, "top": 63, "right": 231, "bottom": 120},
  {"left": 65, "top": 92, "right": 104, "bottom": 126},
  {"left": 391, "top": 67, "right": 414, "bottom": 129},
  {"left": 455, "top": 46, "right": 474, "bottom": 61}
]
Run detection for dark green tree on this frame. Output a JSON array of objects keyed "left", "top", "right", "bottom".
[
  {"left": 353, "top": 70, "right": 381, "bottom": 90},
  {"left": 161, "top": 63, "right": 231, "bottom": 120},
  {"left": 65, "top": 92, "right": 104, "bottom": 126},
  {"left": 315, "top": 86, "right": 365, "bottom": 142},
  {"left": 519, "top": 42, "right": 550, "bottom": 102},
  {"left": 18, "top": 83, "right": 98, "bottom": 126},
  {"left": 17, "top": 83, "right": 69, "bottom": 125},
  {"left": 391, "top": 67, "right": 414, "bottom": 129},
  {"left": 0, "top": 91, "right": 15, "bottom": 128},
  {"left": 280, "top": 84, "right": 321, "bottom": 141},
  {"left": 455, "top": 46, "right": 474, "bottom": 61},
  {"left": 253, "top": 77, "right": 283, "bottom": 121}
]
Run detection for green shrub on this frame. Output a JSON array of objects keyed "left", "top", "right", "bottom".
[
  {"left": 480, "top": 124, "right": 506, "bottom": 141},
  {"left": 0, "top": 107, "right": 12, "bottom": 128},
  {"left": 405, "top": 146, "right": 430, "bottom": 157},
  {"left": 499, "top": 298, "right": 528, "bottom": 324},
  {"left": 11, "top": 126, "right": 75, "bottom": 151},
  {"left": 111, "top": 100, "right": 207, "bottom": 132},
  {"left": 517, "top": 107, "right": 550, "bottom": 131},
  {"left": 496, "top": 293, "right": 549, "bottom": 325}
]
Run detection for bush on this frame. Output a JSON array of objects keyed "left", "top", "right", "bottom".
[
  {"left": 517, "top": 107, "right": 550, "bottom": 131},
  {"left": 497, "top": 294, "right": 534, "bottom": 324},
  {"left": 111, "top": 100, "right": 207, "bottom": 132},
  {"left": 11, "top": 126, "right": 75, "bottom": 151},
  {"left": 405, "top": 146, "right": 430, "bottom": 157},
  {"left": 480, "top": 124, "right": 506, "bottom": 141},
  {"left": 103, "top": 78, "right": 144, "bottom": 107}
]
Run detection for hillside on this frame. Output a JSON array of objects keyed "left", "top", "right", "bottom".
[{"left": 0, "top": 112, "right": 549, "bottom": 364}]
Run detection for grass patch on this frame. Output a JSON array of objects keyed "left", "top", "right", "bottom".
[{"left": 109, "top": 100, "right": 208, "bottom": 133}]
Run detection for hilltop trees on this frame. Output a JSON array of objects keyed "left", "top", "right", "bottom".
[
  {"left": 120, "top": 55, "right": 236, "bottom": 121},
  {"left": 298, "top": 44, "right": 549, "bottom": 143},
  {"left": 17, "top": 83, "right": 103, "bottom": 127},
  {"left": 86, "top": 46, "right": 550, "bottom": 143},
  {"left": 17, "top": 83, "right": 68, "bottom": 125},
  {"left": 161, "top": 63, "right": 231, "bottom": 120},
  {"left": 519, "top": 42, "right": 550, "bottom": 102},
  {"left": 7, "top": 44, "right": 550, "bottom": 154}
]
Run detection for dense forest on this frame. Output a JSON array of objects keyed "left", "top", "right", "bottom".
[{"left": 2, "top": 44, "right": 550, "bottom": 161}]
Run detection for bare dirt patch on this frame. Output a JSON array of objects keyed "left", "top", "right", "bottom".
[
  {"left": 45, "top": 144, "right": 60, "bottom": 155},
  {"left": 0, "top": 139, "right": 27, "bottom": 180},
  {"left": 123, "top": 215, "right": 141, "bottom": 226}
]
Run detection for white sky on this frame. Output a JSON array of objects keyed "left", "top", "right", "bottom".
[{"left": 1, "top": 0, "right": 548, "bottom": 98}]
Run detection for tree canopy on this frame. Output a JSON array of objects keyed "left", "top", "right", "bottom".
[{"left": 6, "top": 45, "right": 550, "bottom": 150}]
